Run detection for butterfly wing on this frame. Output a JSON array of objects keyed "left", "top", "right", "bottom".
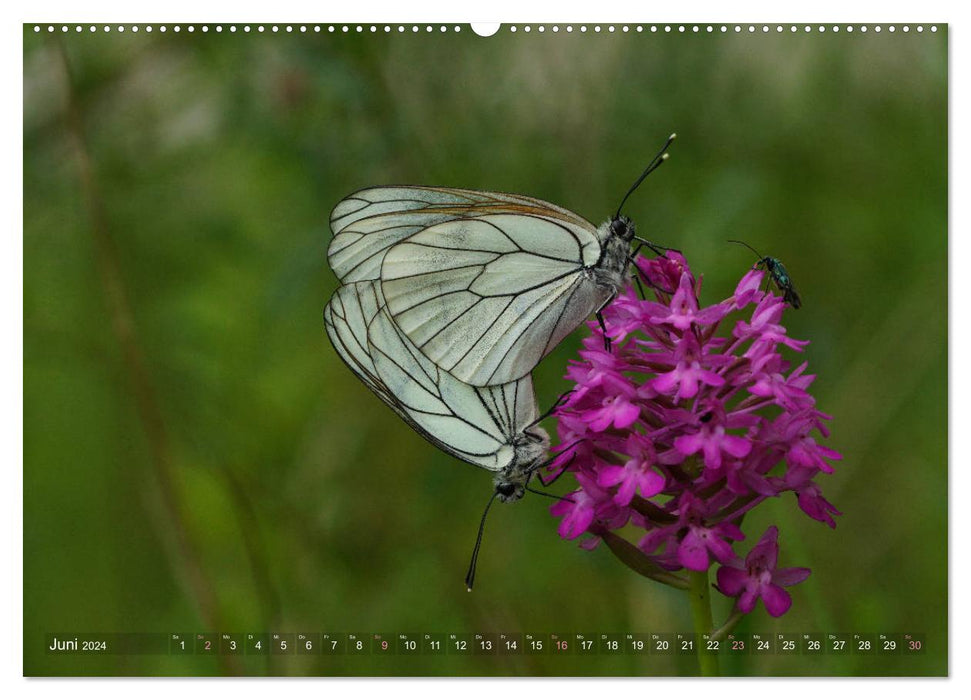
[
  {"left": 328, "top": 186, "right": 597, "bottom": 281},
  {"left": 323, "top": 282, "right": 389, "bottom": 403},
  {"left": 325, "top": 281, "right": 540, "bottom": 472},
  {"left": 381, "top": 212, "right": 609, "bottom": 386}
]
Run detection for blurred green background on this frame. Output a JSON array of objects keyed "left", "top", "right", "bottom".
[{"left": 23, "top": 24, "right": 947, "bottom": 676}]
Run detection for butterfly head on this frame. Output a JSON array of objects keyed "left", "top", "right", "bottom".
[
  {"left": 493, "top": 479, "right": 525, "bottom": 503},
  {"left": 609, "top": 215, "right": 636, "bottom": 243},
  {"left": 494, "top": 430, "right": 549, "bottom": 503}
]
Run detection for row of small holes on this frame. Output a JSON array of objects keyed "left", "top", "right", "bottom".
[
  {"left": 33, "top": 25, "right": 464, "bottom": 33},
  {"left": 33, "top": 24, "right": 939, "bottom": 34},
  {"left": 510, "top": 25, "right": 936, "bottom": 33}
]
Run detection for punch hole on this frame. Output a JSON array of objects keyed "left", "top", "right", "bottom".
[{"left": 471, "top": 23, "right": 500, "bottom": 37}]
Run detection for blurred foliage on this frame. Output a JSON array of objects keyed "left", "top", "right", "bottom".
[{"left": 23, "top": 24, "right": 946, "bottom": 676}]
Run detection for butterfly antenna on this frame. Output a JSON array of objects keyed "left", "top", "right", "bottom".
[
  {"left": 465, "top": 491, "right": 499, "bottom": 592},
  {"left": 727, "top": 239, "right": 764, "bottom": 259},
  {"left": 614, "top": 133, "right": 677, "bottom": 219}
]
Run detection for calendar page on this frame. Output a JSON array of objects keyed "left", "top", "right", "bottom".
[{"left": 22, "top": 20, "right": 947, "bottom": 678}]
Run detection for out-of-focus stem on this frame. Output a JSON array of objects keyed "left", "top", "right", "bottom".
[{"left": 54, "top": 39, "right": 237, "bottom": 675}]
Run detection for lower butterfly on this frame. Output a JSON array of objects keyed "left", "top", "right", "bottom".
[{"left": 323, "top": 281, "right": 566, "bottom": 589}]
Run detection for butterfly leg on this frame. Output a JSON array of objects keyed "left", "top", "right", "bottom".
[
  {"left": 525, "top": 389, "right": 575, "bottom": 431},
  {"left": 632, "top": 236, "right": 676, "bottom": 257},
  {"left": 531, "top": 438, "right": 584, "bottom": 488},
  {"left": 535, "top": 450, "right": 577, "bottom": 488},
  {"left": 594, "top": 289, "right": 619, "bottom": 352},
  {"left": 597, "top": 311, "right": 612, "bottom": 353}
]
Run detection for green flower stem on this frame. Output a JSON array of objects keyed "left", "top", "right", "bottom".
[
  {"left": 687, "top": 568, "right": 719, "bottom": 676},
  {"left": 711, "top": 608, "right": 746, "bottom": 642}
]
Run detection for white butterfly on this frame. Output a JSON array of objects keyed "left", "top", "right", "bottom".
[
  {"left": 324, "top": 281, "right": 560, "bottom": 588},
  {"left": 324, "top": 281, "right": 550, "bottom": 503},
  {"left": 327, "top": 134, "right": 675, "bottom": 387}
]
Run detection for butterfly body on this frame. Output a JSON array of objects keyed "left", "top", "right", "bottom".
[{"left": 592, "top": 215, "right": 636, "bottom": 289}]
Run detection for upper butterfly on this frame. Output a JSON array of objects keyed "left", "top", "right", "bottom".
[{"left": 327, "top": 134, "right": 676, "bottom": 387}]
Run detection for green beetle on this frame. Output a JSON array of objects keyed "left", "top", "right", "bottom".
[{"left": 728, "top": 240, "right": 801, "bottom": 309}]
